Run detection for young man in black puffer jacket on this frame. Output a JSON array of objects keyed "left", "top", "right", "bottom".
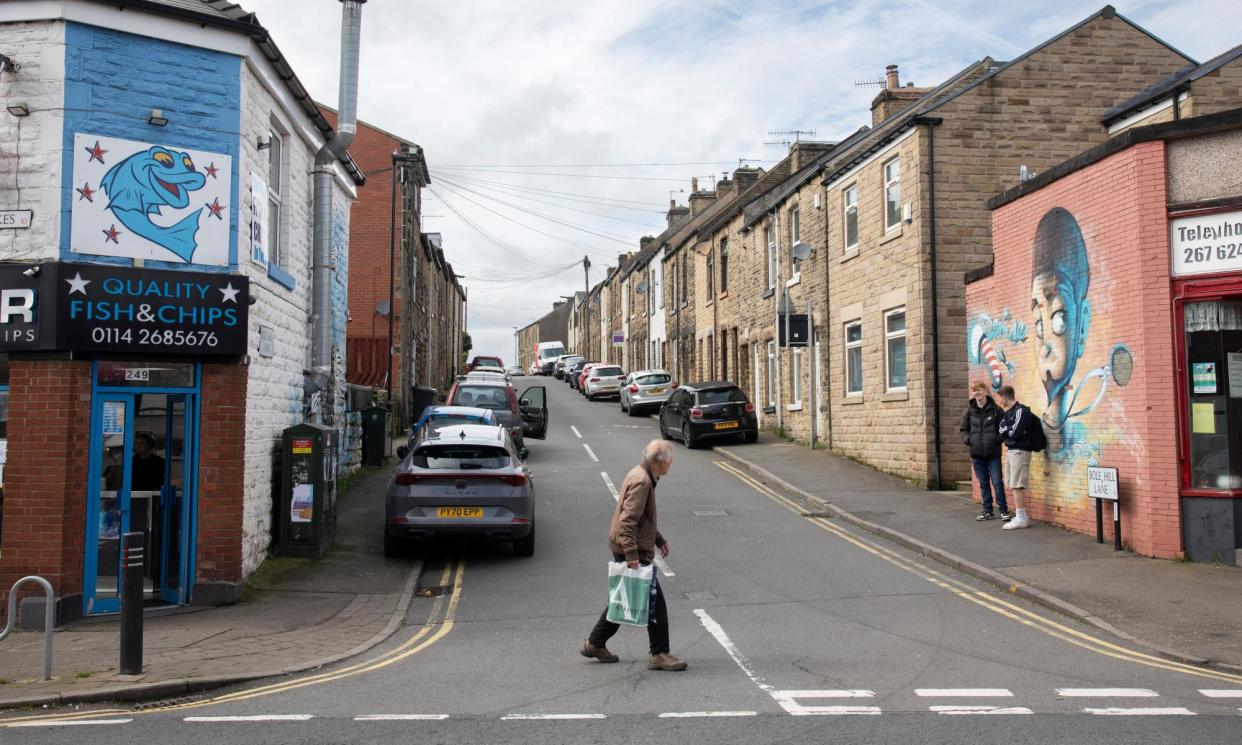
[
  {"left": 997, "top": 384, "right": 1039, "bottom": 530},
  {"left": 959, "top": 380, "right": 1010, "bottom": 522}
]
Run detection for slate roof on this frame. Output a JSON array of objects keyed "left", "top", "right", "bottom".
[
  {"left": 668, "top": 162, "right": 793, "bottom": 252},
  {"left": 1102, "top": 42, "right": 1242, "bottom": 125}
]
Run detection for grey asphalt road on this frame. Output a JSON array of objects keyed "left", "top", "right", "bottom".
[{"left": 6, "top": 378, "right": 1242, "bottom": 743}]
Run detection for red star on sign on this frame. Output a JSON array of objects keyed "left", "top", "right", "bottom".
[
  {"left": 85, "top": 140, "right": 108, "bottom": 164},
  {"left": 103, "top": 225, "right": 121, "bottom": 244},
  {"left": 76, "top": 182, "right": 96, "bottom": 202},
  {"left": 205, "top": 162, "right": 219, "bottom": 179},
  {"left": 206, "top": 197, "right": 226, "bottom": 220}
]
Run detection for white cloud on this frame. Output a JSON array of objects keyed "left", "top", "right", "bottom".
[{"left": 241, "top": 0, "right": 1241, "bottom": 365}]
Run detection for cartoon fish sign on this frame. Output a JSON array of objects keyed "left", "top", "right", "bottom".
[
  {"left": 100, "top": 146, "right": 208, "bottom": 262},
  {"left": 70, "top": 134, "right": 233, "bottom": 266}
]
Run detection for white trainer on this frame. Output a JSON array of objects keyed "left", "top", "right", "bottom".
[{"left": 1002, "top": 516, "right": 1030, "bottom": 530}]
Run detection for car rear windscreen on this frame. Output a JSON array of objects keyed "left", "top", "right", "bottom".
[
  {"left": 426, "top": 416, "right": 484, "bottom": 434},
  {"left": 699, "top": 387, "right": 747, "bottom": 404},
  {"left": 595, "top": 367, "right": 623, "bottom": 376},
  {"left": 540, "top": 347, "right": 565, "bottom": 359},
  {"left": 636, "top": 373, "right": 671, "bottom": 385},
  {"left": 475, "top": 357, "right": 503, "bottom": 368},
  {"left": 413, "top": 445, "right": 509, "bottom": 470},
  {"left": 453, "top": 386, "right": 510, "bottom": 410}
]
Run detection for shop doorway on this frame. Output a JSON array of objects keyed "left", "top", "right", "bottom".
[{"left": 85, "top": 362, "right": 198, "bottom": 615}]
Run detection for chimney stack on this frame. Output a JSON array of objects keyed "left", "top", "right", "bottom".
[
  {"left": 691, "top": 177, "right": 699, "bottom": 192},
  {"left": 871, "top": 64, "right": 931, "bottom": 126},
  {"left": 885, "top": 64, "right": 900, "bottom": 89}
]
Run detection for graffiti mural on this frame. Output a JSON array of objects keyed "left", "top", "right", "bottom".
[
  {"left": 969, "top": 207, "right": 1136, "bottom": 475},
  {"left": 70, "top": 133, "right": 233, "bottom": 266}
]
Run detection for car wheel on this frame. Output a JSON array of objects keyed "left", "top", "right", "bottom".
[
  {"left": 684, "top": 427, "right": 699, "bottom": 449},
  {"left": 744, "top": 431, "right": 758, "bottom": 444},
  {"left": 627, "top": 403, "right": 639, "bottom": 417},
  {"left": 620, "top": 398, "right": 628, "bottom": 413},
  {"left": 513, "top": 523, "right": 535, "bottom": 557},
  {"left": 384, "top": 531, "right": 407, "bottom": 558},
  {"left": 659, "top": 418, "right": 672, "bottom": 440}
]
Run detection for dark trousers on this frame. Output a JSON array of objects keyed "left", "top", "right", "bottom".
[
  {"left": 589, "top": 566, "right": 670, "bottom": 655},
  {"left": 972, "top": 455, "right": 1008, "bottom": 514}
]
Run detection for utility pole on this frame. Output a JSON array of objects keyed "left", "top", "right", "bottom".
[{"left": 583, "top": 255, "right": 591, "bottom": 360}]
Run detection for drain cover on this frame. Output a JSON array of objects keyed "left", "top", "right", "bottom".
[
  {"left": 693, "top": 510, "right": 730, "bottom": 517},
  {"left": 683, "top": 590, "right": 716, "bottom": 601}
]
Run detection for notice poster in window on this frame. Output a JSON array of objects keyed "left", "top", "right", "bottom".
[
  {"left": 1228, "top": 353, "right": 1242, "bottom": 398},
  {"left": 1192, "top": 362, "right": 1218, "bottom": 394},
  {"left": 290, "top": 483, "right": 313, "bottom": 523},
  {"left": 102, "top": 400, "right": 125, "bottom": 435},
  {"left": 1192, "top": 402, "right": 1216, "bottom": 434}
]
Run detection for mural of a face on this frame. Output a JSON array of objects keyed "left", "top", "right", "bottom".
[{"left": 1030, "top": 208, "right": 1090, "bottom": 404}]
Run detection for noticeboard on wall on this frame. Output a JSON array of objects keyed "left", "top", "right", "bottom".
[{"left": 1170, "top": 210, "right": 1242, "bottom": 277}]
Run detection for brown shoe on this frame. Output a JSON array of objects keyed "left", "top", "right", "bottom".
[
  {"left": 581, "top": 640, "right": 619, "bottom": 663},
  {"left": 648, "top": 652, "right": 687, "bottom": 671}
]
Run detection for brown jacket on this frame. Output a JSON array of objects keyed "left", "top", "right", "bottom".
[{"left": 608, "top": 463, "right": 666, "bottom": 563}]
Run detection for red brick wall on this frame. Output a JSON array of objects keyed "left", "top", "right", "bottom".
[
  {"left": 0, "top": 360, "right": 92, "bottom": 621},
  {"left": 196, "top": 362, "right": 248, "bottom": 584},
  {"left": 968, "top": 140, "right": 1181, "bottom": 557}
]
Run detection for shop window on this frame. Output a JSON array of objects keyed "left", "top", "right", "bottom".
[
  {"left": 885, "top": 308, "right": 907, "bottom": 391},
  {"left": 1186, "top": 300, "right": 1242, "bottom": 490},
  {"left": 96, "top": 361, "right": 196, "bottom": 389},
  {"left": 845, "top": 321, "right": 863, "bottom": 395}
]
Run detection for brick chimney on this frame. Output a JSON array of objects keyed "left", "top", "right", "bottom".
[
  {"left": 688, "top": 185, "right": 717, "bottom": 216},
  {"left": 715, "top": 174, "right": 733, "bottom": 197},
  {"left": 870, "top": 64, "right": 932, "bottom": 125},
  {"left": 640, "top": 235, "right": 655, "bottom": 250},
  {"left": 732, "top": 166, "right": 762, "bottom": 193},
  {"left": 666, "top": 201, "right": 690, "bottom": 227},
  {"left": 789, "top": 141, "right": 837, "bottom": 170}
]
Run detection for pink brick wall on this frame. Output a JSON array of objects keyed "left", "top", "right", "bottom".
[{"left": 967, "top": 140, "right": 1182, "bottom": 557}]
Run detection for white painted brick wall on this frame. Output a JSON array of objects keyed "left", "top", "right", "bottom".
[{"left": 0, "top": 20, "right": 65, "bottom": 262}]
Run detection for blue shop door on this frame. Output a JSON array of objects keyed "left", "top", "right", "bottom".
[
  {"left": 157, "top": 393, "right": 194, "bottom": 605},
  {"left": 85, "top": 395, "right": 134, "bottom": 615}
]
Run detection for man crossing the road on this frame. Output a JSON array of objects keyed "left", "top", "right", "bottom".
[{"left": 582, "top": 439, "right": 687, "bottom": 671}]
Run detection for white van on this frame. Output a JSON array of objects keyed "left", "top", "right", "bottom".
[{"left": 536, "top": 341, "right": 566, "bottom": 375}]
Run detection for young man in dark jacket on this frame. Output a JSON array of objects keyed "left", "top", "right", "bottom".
[
  {"left": 996, "top": 385, "right": 1035, "bottom": 530},
  {"left": 960, "top": 381, "right": 1009, "bottom": 522}
]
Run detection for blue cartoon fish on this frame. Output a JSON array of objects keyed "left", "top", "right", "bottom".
[{"left": 100, "top": 146, "right": 207, "bottom": 262}]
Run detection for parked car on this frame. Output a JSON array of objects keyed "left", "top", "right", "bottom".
[
  {"left": 575, "top": 362, "right": 601, "bottom": 392},
  {"left": 583, "top": 365, "right": 626, "bottom": 400},
  {"left": 553, "top": 354, "right": 577, "bottom": 379},
  {"left": 536, "top": 341, "right": 566, "bottom": 375},
  {"left": 620, "top": 369, "right": 676, "bottom": 416},
  {"left": 565, "top": 358, "right": 590, "bottom": 388},
  {"left": 407, "top": 405, "right": 499, "bottom": 448},
  {"left": 658, "top": 381, "right": 758, "bottom": 448},
  {"left": 385, "top": 424, "right": 535, "bottom": 557},
  {"left": 560, "top": 356, "right": 585, "bottom": 383},
  {"left": 444, "top": 380, "right": 548, "bottom": 449},
  {"left": 506, "top": 365, "right": 524, "bottom": 377},
  {"left": 461, "top": 370, "right": 509, "bottom": 385},
  {"left": 465, "top": 355, "right": 505, "bottom": 373}
]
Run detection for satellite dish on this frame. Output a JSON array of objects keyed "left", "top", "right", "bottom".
[
  {"left": 374, "top": 299, "right": 391, "bottom": 316},
  {"left": 636, "top": 281, "right": 650, "bottom": 294},
  {"left": 790, "top": 241, "right": 813, "bottom": 262}
]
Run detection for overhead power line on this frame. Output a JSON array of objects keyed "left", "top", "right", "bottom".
[
  {"left": 433, "top": 171, "right": 669, "bottom": 210},
  {"left": 434, "top": 173, "right": 664, "bottom": 230},
  {"left": 428, "top": 186, "right": 566, "bottom": 269},
  {"left": 433, "top": 166, "right": 694, "bottom": 183},
  {"left": 434, "top": 177, "right": 640, "bottom": 245},
  {"left": 434, "top": 160, "right": 755, "bottom": 168}
]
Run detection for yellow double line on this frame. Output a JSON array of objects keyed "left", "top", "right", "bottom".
[
  {"left": 714, "top": 460, "right": 1242, "bottom": 686},
  {"left": 0, "top": 558, "right": 466, "bottom": 727}
]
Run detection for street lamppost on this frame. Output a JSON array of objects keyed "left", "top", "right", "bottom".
[{"left": 512, "top": 325, "right": 518, "bottom": 371}]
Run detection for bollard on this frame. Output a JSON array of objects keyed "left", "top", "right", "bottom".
[{"left": 120, "top": 531, "right": 145, "bottom": 675}]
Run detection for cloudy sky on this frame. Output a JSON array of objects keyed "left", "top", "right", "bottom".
[{"left": 245, "top": 0, "right": 1242, "bottom": 363}]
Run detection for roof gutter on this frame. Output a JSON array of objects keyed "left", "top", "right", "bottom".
[{"left": 309, "top": 0, "right": 364, "bottom": 419}]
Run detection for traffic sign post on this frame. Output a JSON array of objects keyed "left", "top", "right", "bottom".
[{"left": 1087, "top": 466, "right": 1120, "bottom": 550}]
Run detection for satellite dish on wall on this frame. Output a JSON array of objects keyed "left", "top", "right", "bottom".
[
  {"left": 374, "top": 300, "right": 391, "bottom": 316},
  {"left": 636, "top": 281, "right": 650, "bottom": 294},
  {"left": 790, "top": 241, "right": 813, "bottom": 262}
]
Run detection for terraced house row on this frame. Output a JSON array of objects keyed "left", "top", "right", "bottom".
[{"left": 566, "top": 5, "right": 1242, "bottom": 504}]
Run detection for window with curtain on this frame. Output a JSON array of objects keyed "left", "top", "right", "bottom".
[
  {"left": 845, "top": 321, "right": 863, "bottom": 395},
  {"left": 843, "top": 185, "right": 858, "bottom": 251},
  {"left": 885, "top": 308, "right": 907, "bottom": 391},
  {"left": 1185, "top": 300, "right": 1242, "bottom": 490},
  {"left": 884, "top": 158, "right": 901, "bottom": 231}
]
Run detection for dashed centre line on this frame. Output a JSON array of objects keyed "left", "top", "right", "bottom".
[
  {"left": 571, "top": 425, "right": 582, "bottom": 438},
  {"left": 583, "top": 443, "right": 599, "bottom": 462},
  {"left": 1083, "top": 707, "right": 1196, "bottom": 716},
  {"left": 930, "top": 706, "right": 1033, "bottom": 715},
  {"left": 1200, "top": 689, "right": 1242, "bottom": 698},
  {"left": 1056, "top": 688, "right": 1159, "bottom": 697},
  {"left": 354, "top": 714, "right": 451, "bottom": 721},
  {"left": 501, "top": 714, "right": 607, "bottom": 721},
  {"left": 658, "top": 711, "right": 758, "bottom": 718},
  {"left": 184, "top": 715, "right": 314, "bottom": 722},
  {"left": 916, "top": 689, "right": 1013, "bottom": 697},
  {"left": 8, "top": 719, "right": 135, "bottom": 728}
]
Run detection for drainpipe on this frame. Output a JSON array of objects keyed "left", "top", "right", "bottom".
[
  {"left": 822, "top": 180, "right": 833, "bottom": 451},
  {"left": 310, "top": 0, "right": 365, "bottom": 422},
  {"left": 913, "top": 115, "right": 944, "bottom": 490}
]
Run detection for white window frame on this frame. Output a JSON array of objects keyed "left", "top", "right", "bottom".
[
  {"left": 267, "top": 124, "right": 286, "bottom": 268},
  {"left": 883, "top": 157, "right": 901, "bottom": 232},
  {"left": 766, "top": 340, "right": 776, "bottom": 407},
  {"left": 789, "top": 206, "right": 801, "bottom": 278},
  {"left": 844, "top": 321, "right": 863, "bottom": 395},
  {"left": 706, "top": 248, "right": 715, "bottom": 298},
  {"left": 884, "top": 307, "right": 907, "bottom": 392},
  {"left": 765, "top": 225, "right": 777, "bottom": 292},
  {"left": 719, "top": 237, "right": 728, "bottom": 293},
  {"left": 791, "top": 346, "right": 803, "bottom": 405},
  {"left": 843, "top": 184, "right": 858, "bottom": 251}
]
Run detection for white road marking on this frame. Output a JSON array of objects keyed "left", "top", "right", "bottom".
[
  {"left": 1082, "top": 707, "right": 1195, "bottom": 716},
  {"left": 184, "top": 715, "right": 314, "bottom": 722},
  {"left": 583, "top": 443, "right": 599, "bottom": 462},
  {"left": 501, "top": 714, "right": 607, "bottom": 720},
  {"left": 916, "top": 689, "right": 1013, "bottom": 697},
  {"left": 1056, "top": 688, "right": 1159, "bottom": 697},
  {"left": 658, "top": 711, "right": 758, "bottom": 718},
  {"left": 9, "top": 719, "right": 134, "bottom": 727},
  {"left": 693, "top": 609, "right": 775, "bottom": 693},
  {"left": 600, "top": 471, "right": 619, "bottom": 500},
  {"left": 787, "top": 706, "right": 882, "bottom": 716},
  {"left": 353, "top": 715, "right": 451, "bottom": 721},
  {"left": 775, "top": 690, "right": 875, "bottom": 698},
  {"left": 571, "top": 426, "right": 582, "bottom": 438},
  {"left": 1198, "top": 689, "right": 1242, "bottom": 698},
  {"left": 930, "top": 706, "right": 1033, "bottom": 715},
  {"left": 600, "top": 470, "right": 674, "bottom": 577}
]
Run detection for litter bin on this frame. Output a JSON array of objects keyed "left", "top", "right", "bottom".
[
  {"left": 411, "top": 385, "right": 437, "bottom": 425},
  {"left": 276, "top": 423, "right": 337, "bottom": 559},
  {"left": 362, "top": 406, "right": 389, "bottom": 467}
]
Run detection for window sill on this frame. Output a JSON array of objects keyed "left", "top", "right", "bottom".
[
  {"left": 840, "top": 249, "right": 859, "bottom": 264},
  {"left": 762, "top": 288, "right": 775, "bottom": 300},
  {"left": 881, "top": 390, "right": 909, "bottom": 402},
  {"left": 842, "top": 395, "right": 865, "bottom": 405},
  {"left": 718, "top": 290, "right": 728, "bottom": 301},
  {"left": 763, "top": 405, "right": 777, "bottom": 415},
  {"left": 786, "top": 274, "right": 801, "bottom": 288},
  {"left": 267, "top": 263, "right": 296, "bottom": 291},
  {"left": 879, "top": 226, "right": 904, "bottom": 245},
  {"left": 786, "top": 403, "right": 803, "bottom": 412}
]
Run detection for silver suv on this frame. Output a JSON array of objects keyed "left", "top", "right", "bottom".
[{"left": 619, "top": 369, "right": 675, "bottom": 416}]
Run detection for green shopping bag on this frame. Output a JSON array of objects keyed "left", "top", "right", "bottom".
[{"left": 606, "top": 561, "right": 653, "bottom": 626}]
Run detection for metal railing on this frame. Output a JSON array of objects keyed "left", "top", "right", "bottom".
[{"left": 0, "top": 576, "right": 55, "bottom": 681}]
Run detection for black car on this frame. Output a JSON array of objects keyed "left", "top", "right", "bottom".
[
  {"left": 658, "top": 382, "right": 758, "bottom": 448},
  {"left": 566, "top": 358, "right": 591, "bottom": 389}
]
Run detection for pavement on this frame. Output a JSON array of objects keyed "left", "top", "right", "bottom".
[
  {"left": 0, "top": 465, "right": 422, "bottom": 709},
  {"left": 712, "top": 437, "right": 1242, "bottom": 672}
]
